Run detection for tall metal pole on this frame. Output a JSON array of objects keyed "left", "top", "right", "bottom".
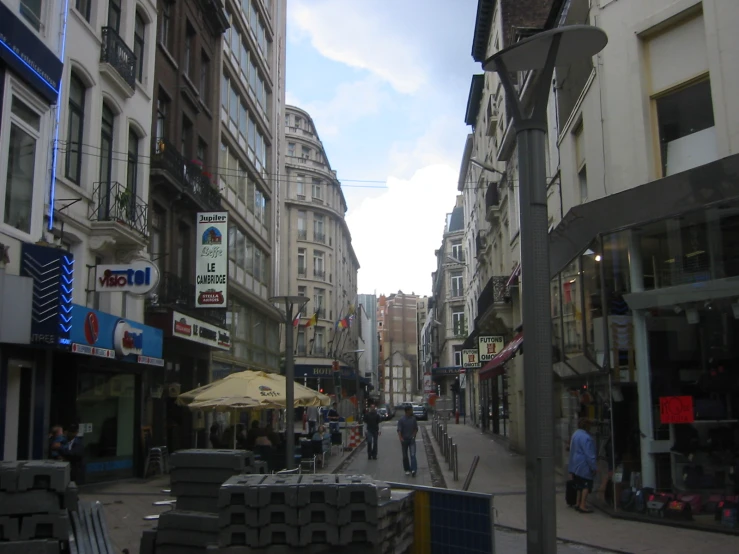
[
  {"left": 354, "top": 351, "right": 360, "bottom": 421},
  {"left": 493, "top": 36, "right": 561, "bottom": 554},
  {"left": 284, "top": 300, "right": 296, "bottom": 470}
]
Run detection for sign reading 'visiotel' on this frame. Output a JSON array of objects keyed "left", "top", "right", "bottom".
[
  {"left": 95, "top": 260, "right": 160, "bottom": 295},
  {"left": 196, "top": 212, "right": 228, "bottom": 307}
]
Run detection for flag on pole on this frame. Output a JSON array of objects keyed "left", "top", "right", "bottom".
[
  {"left": 292, "top": 312, "right": 302, "bottom": 327},
  {"left": 305, "top": 312, "right": 318, "bottom": 327}
]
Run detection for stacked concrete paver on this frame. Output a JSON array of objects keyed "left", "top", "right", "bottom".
[{"left": 0, "top": 461, "right": 78, "bottom": 554}]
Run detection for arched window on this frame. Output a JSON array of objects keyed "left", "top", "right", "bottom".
[
  {"left": 65, "top": 73, "right": 86, "bottom": 184},
  {"left": 99, "top": 104, "right": 115, "bottom": 184}
]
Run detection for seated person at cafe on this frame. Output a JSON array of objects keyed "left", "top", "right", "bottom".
[
  {"left": 245, "top": 420, "right": 261, "bottom": 449},
  {"left": 327, "top": 403, "right": 340, "bottom": 432},
  {"left": 265, "top": 424, "right": 281, "bottom": 446},
  {"left": 254, "top": 429, "right": 272, "bottom": 447}
]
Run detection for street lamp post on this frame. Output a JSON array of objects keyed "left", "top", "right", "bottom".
[
  {"left": 343, "top": 349, "right": 365, "bottom": 421},
  {"left": 270, "top": 295, "right": 310, "bottom": 470},
  {"left": 481, "top": 26, "right": 607, "bottom": 554}
]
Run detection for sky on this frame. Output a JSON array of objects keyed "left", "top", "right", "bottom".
[{"left": 286, "top": 0, "right": 480, "bottom": 297}]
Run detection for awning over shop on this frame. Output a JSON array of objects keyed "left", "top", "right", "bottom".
[{"left": 479, "top": 333, "right": 523, "bottom": 380}]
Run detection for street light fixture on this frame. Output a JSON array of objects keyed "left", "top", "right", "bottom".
[
  {"left": 481, "top": 25, "right": 608, "bottom": 554},
  {"left": 269, "top": 295, "right": 310, "bottom": 470},
  {"left": 469, "top": 157, "right": 506, "bottom": 176}
]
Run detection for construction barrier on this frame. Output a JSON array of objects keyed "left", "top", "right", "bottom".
[
  {"left": 387, "top": 481, "right": 496, "bottom": 554},
  {"left": 347, "top": 424, "right": 361, "bottom": 449}
]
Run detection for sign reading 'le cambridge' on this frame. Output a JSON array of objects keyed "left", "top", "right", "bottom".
[{"left": 195, "top": 212, "right": 228, "bottom": 308}]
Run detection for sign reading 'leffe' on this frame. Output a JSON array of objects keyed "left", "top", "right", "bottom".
[{"left": 196, "top": 212, "right": 228, "bottom": 308}]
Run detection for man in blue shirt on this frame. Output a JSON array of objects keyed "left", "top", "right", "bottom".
[
  {"left": 397, "top": 405, "right": 418, "bottom": 476},
  {"left": 568, "top": 418, "right": 597, "bottom": 513}
]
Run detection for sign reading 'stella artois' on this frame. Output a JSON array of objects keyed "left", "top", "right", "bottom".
[{"left": 195, "top": 212, "right": 228, "bottom": 308}]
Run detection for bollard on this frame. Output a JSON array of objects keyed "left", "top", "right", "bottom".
[
  {"left": 442, "top": 432, "right": 448, "bottom": 459},
  {"left": 447, "top": 437, "right": 454, "bottom": 470},
  {"left": 453, "top": 444, "right": 459, "bottom": 481}
]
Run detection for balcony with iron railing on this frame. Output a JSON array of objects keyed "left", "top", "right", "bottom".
[
  {"left": 151, "top": 139, "right": 222, "bottom": 211},
  {"left": 313, "top": 269, "right": 325, "bottom": 280},
  {"left": 100, "top": 26, "right": 136, "bottom": 92},
  {"left": 89, "top": 181, "right": 148, "bottom": 237},
  {"left": 297, "top": 229, "right": 307, "bottom": 240},
  {"left": 313, "top": 346, "right": 327, "bottom": 357},
  {"left": 146, "top": 271, "right": 226, "bottom": 327},
  {"left": 314, "top": 232, "right": 325, "bottom": 244},
  {"left": 297, "top": 266, "right": 307, "bottom": 278},
  {"left": 477, "top": 276, "right": 510, "bottom": 318}
]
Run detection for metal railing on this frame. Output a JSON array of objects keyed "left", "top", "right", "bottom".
[
  {"left": 146, "top": 271, "right": 226, "bottom": 326},
  {"left": 151, "top": 139, "right": 222, "bottom": 211},
  {"left": 297, "top": 229, "right": 307, "bottom": 239},
  {"left": 90, "top": 181, "right": 148, "bottom": 236},
  {"left": 313, "top": 269, "right": 325, "bottom": 279},
  {"left": 314, "top": 232, "right": 325, "bottom": 244},
  {"left": 100, "top": 27, "right": 136, "bottom": 89},
  {"left": 431, "top": 416, "right": 461, "bottom": 482}
]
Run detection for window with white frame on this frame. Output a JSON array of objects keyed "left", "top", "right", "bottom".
[
  {"left": 314, "top": 288, "right": 325, "bottom": 315},
  {"left": 454, "top": 346, "right": 463, "bottom": 366},
  {"left": 134, "top": 12, "right": 146, "bottom": 83},
  {"left": 313, "top": 250, "right": 325, "bottom": 278},
  {"left": 311, "top": 178, "right": 322, "bottom": 201},
  {"left": 20, "top": 0, "right": 43, "bottom": 31},
  {"left": 297, "top": 248, "right": 307, "bottom": 276},
  {"left": 313, "top": 213, "right": 324, "bottom": 243},
  {"left": 452, "top": 309, "right": 465, "bottom": 337},
  {"left": 451, "top": 272, "right": 463, "bottom": 298},
  {"left": 298, "top": 285, "right": 307, "bottom": 297},
  {"left": 314, "top": 327, "right": 325, "bottom": 354},
  {"left": 2, "top": 84, "right": 47, "bottom": 235},
  {"left": 451, "top": 240, "right": 464, "bottom": 262},
  {"left": 296, "top": 174, "right": 305, "bottom": 197},
  {"left": 297, "top": 328, "right": 306, "bottom": 354},
  {"left": 75, "top": 0, "right": 91, "bottom": 22},
  {"left": 287, "top": 142, "right": 295, "bottom": 157},
  {"left": 297, "top": 210, "right": 306, "bottom": 239}
]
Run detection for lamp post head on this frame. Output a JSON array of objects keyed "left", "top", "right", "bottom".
[{"left": 483, "top": 25, "right": 608, "bottom": 73}]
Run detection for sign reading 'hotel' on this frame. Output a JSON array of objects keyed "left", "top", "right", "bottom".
[{"left": 195, "top": 212, "right": 228, "bottom": 308}]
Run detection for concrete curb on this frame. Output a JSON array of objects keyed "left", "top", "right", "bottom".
[
  {"left": 331, "top": 438, "right": 366, "bottom": 474},
  {"left": 493, "top": 524, "right": 632, "bottom": 554}
]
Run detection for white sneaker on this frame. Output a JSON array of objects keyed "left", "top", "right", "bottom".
[{"left": 405, "top": 471, "right": 410, "bottom": 475}]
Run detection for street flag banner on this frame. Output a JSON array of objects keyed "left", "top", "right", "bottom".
[
  {"left": 305, "top": 312, "right": 318, "bottom": 327},
  {"left": 293, "top": 312, "right": 302, "bottom": 327},
  {"left": 195, "top": 212, "right": 228, "bottom": 308}
]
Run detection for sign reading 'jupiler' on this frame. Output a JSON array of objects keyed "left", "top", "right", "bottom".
[{"left": 195, "top": 212, "right": 228, "bottom": 308}]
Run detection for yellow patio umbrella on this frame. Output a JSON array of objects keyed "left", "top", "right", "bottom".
[{"left": 177, "top": 369, "right": 331, "bottom": 410}]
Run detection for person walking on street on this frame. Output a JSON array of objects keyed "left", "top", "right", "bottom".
[
  {"left": 307, "top": 405, "right": 319, "bottom": 435},
  {"left": 397, "top": 405, "right": 418, "bottom": 476},
  {"left": 568, "top": 418, "right": 597, "bottom": 513},
  {"left": 364, "top": 403, "right": 382, "bottom": 460}
]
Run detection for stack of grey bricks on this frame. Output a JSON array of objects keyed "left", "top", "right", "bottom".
[
  {"left": 212, "top": 473, "right": 414, "bottom": 553},
  {"left": 0, "top": 461, "right": 78, "bottom": 554},
  {"left": 145, "top": 449, "right": 266, "bottom": 554}
]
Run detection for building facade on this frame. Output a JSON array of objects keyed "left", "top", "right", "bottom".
[
  {"left": 211, "top": 0, "right": 287, "bottom": 381},
  {"left": 280, "top": 105, "right": 362, "bottom": 397},
  {"left": 144, "top": 0, "right": 230, "bottom": 453},
  {"left": 415, "top": 295, "right": 429, "bottom": 393},
  {"left": 358, "top": 293, "right": 379, "bottom": 393},
  {"left": 460, "top": 0, "right": 739, "bottom": 532},
  {"left": 378, "top": 292, "right": 419, "bottom": 407}
]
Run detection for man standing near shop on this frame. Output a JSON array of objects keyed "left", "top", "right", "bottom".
[
  {"left": 365, "top": 403, "right": 382, "bottom": 460},
  {"left": 397, "top": 405, "right": 418, "bottom": 476},
  {"left": 307, "top": 405, "right": 319, "bottom": 435}
]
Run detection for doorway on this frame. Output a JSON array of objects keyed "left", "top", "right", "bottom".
[{"left": 3, "top": 360, "right": 35, "bottom": 461}]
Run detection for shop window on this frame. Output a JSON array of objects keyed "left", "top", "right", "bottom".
[
  {"left": 3, "top": 93, "right": 44, "bottom": 235},
  {"left": 76, "top": 373, "right": 136, "bottom": 482},
  {"left": 657, "top": 79, "right": 716, "bottom": 177},
  {"left": 65, "top": 73, "right": 86, "bottom": 184}
]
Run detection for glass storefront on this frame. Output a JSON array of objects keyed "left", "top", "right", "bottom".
[{"left": 76, "top": 372, "right": 136, "bottom": 482}]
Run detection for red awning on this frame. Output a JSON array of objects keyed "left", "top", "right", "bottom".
[{"left": 479, "top": 333, "right": 524, "bottom": 380}]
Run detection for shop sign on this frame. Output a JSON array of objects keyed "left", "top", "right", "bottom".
[
  {"left": 172, "top": 310, "right": 231, "bottom": 350},
  {"left": 95, "top": 261, "right": 160, "bottom": 294},
  {"left": 659, "top": 396, "right": 694, "bottom": 424},
  {"left": 478, "top": 335, "right": 504, "bottom": 362},
  {"left": 462, "top": 349, "right": 481, "bottom": 368},
  {"left": 431, "top": 366, "right": 461, "bottom": 376},
  {"left": 20, "top": 243, "right": 74, "bottom": 347},
  {"left": 0, "top": 2, "right": 63, "bottom": 103},
  {"left": 195, "top": 212, "right": 228, "bottom": 308},
  {"left": 423, "top": 373, "right": 434, "bottom": 393},
  {"left": 68, "top": 304, "right": 163, "bottom": 365}
]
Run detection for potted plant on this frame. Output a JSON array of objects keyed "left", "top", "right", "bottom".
[
  {"left": 189, "top": 159, "right": 204, "bottom": 175},
  {"left": 115, "top": 188, "right": 133, "bottom": 222}
]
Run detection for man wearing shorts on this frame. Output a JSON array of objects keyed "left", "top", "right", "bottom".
[{"left": 568, "top": 418, "right": 597, "bottom": 513}]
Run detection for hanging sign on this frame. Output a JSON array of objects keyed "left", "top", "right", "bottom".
[
  {"left": 462, "top": 349, "right": 481, "bottom": 368},
  {"left": 195, "top": 212, "right": 228, "bottom": 307},
  {"left": 659, "top": 396, "right": 694, "bottom": 424},
  {"left": 95, "top": 260, "right": 160, "bottom": 294},
  {"left": 478, "top": 335, "right": 504, "bottom": 362}
]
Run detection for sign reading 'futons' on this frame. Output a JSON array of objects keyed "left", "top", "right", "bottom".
[{"left": 196, "top": 212, "right": 228, "bottom": 307}]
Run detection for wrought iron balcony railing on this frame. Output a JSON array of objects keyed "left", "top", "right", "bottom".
[
  {"left": 297, "top": 229, "right": 307, "bottom": 239},
  {"left": 146, "top": 271, "right": 226, "bottom": 327},
  {"left": 313, "top": 269, "right": 325, "bottom": 280},
  {"left": 100, "top": 27, "right": 136, "bottom": 89},
  {"left": 313, "top": 346, "right": 326, "bottom": 356},
  {"left": 314, "top": 232, "right": 325, "bottom": 244},
  {"left": 297, "top": 267, "right": 307, "bottom": 278},
  {"left": 90, "top": 181, "right": 148, "bottom": 235},
  {"left": 152, "top": 138, "right": 221, "bottom": 211}
]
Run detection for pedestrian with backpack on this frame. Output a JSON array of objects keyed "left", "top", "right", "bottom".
[{"left": 568, "top": 418, "right": 597, "bottom": 513}]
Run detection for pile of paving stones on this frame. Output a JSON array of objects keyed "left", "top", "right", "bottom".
[
  {"left": 140, "top": 449, "right": 414, "bottom": 554},
  {"left": 0, "top": 461, "right": 79, "bottom": 554}
]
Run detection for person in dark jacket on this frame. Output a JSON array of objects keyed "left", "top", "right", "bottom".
[
  {"left": 61, "top": 424, "right": 85, "bottom": 484},
  {"left": 209, "top": 423, "right": 222, "bottom": 449},
  {"left": 364, "top": 404, "right": 382, "bottom": 460},
  {"left": 568, "top": 418, "right": 597, "bottom": 513}
]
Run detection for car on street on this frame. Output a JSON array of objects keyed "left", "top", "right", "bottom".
[
  {"left": 377, "top": 406, "right": 388, "bottom": 420},
  {"left": 411, "top": 404, "right": 428, "bottom": 421}
]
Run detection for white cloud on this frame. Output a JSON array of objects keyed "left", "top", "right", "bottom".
[
  {"left": 290, "top": 76, "right": 389, "bottom": 138},
  {"left": 346, "top": 164, "right": 460, "bottom": 296},
  {"left": 289, "top": 0, "right": 428, "bottom": 94}
]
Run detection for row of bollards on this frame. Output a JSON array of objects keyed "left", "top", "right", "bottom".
[{"left": 431, "top": 416, "right": 459, "bottom": 481}]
